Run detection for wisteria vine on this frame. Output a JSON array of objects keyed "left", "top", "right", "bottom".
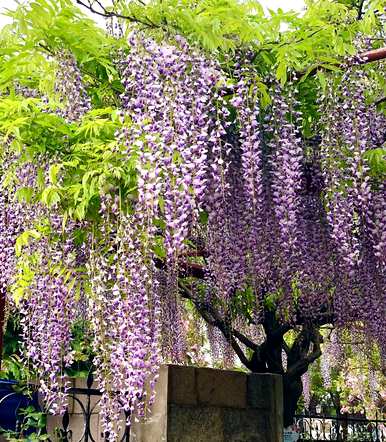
[{"left": 0, "top": 32, "right": 385, "bottom": 440}]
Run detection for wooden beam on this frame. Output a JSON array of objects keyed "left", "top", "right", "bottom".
[{"left": 360, "top": 47, "right": 386, "bottom": 63}]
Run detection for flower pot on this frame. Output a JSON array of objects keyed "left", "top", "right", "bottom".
[{"left": 0, "top": 379, "right": 40, "bottom": 434}]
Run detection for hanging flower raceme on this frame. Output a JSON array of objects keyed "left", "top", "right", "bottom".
[
  {"left": 205, "top": 58, "right": 267, "bottom": 319},
  {"left": 0, "top": 153, "right": 46, "bottom": 317},
  {"left": 270, "top": 80, "right": 304, "bottom": 269},
  {"left": 88, "top": 196, "right": 162, "bottom": 439},
  {"left": 0, "top": 161, "right": 25, "bottom": 308},
  {"left": 321, "top": 65, "right": 372, "bottom": 273},
  {"left": 119, "top": 33, "right": 224, "bottom": 362},
  {"left": 17, "top": 214, "right": 79, "bottom": 415},
  {"left": 319, "top": 62, "right": 386, "bottom": 349},
  {"left": 232, "top": 61, "right": 266, "bottom": 292},
  {"left": 369, "top": 182, "right": 386, "bottom": 269},
  {"left": 301, "top": 372, "right": 311, "bottom": 410},
  {"left": 20, "top": 271, "right": 76, "bottom": 414},
  {"left": 55, "top": 50, "right": 91, "bottom": 122},
  {"left": 204, "top": 98, "right": 235, "bottom": 306},
  {"left": 120, "top": 34, "right": 220, "bottom": 256},
  {"left": 320, "top": 351, "right": 332, "bottom": 389}
]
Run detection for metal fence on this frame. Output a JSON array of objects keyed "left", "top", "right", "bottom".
[
  {"left": 0, "top": 376, "right": 130, "bottom": 442},
  {"left": 294, "top": 412, "right": 386, "bottom": 441},
  {"left": 55, "top": 378, "right": 131, "bottom": 442}
]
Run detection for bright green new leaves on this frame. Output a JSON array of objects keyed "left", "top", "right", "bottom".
[
  {"left": 0, "top": 0, "right": 385, "bottom": 222},
  {"left": 107, "top": 0, "right": 385, "bottom": 83},
  {"left": 365, "top": 148, "right": 386, "bottom": 177},
  {"left": 0, "top": 0, "right": 121, "bottom": 108},
  {"left": 115, "top": 0, "right": 269, "bottom": 50}
]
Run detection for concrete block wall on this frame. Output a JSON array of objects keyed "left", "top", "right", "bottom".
[
  {"left": 41, "top": 365, "right": 283, "bottom": 441},
  {"left": 130, "top": 365, "right": 283, "bottom": 442}
]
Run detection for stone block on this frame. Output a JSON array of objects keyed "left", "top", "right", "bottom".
[
  {"left": 247, "top": 373, "right": 279, "bottom": 409},
  {"left": 167, "top": 404, "right": 224, "bottom": 442},
  {"left": 43, "top": 366, "right": 283, "bottom": 442},
  {"left": 247, "top": 373, "right": 283, "bottom": 442},
  {"left": 195, "top": 367, "right": 247, "bottom": 409},
  {"left": 167, "top": 364, "right": 197, "bottom": 406},
  {"left": 222, "top": 407, "right": 266, "bottom": 442}
]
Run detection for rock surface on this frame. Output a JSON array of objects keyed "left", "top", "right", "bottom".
[{"left": 130, "top": 365, "right": 283, "bottom": 442}]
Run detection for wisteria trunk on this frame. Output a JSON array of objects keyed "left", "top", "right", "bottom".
[
  {"left": 282, "top": 375, "right": 303, "bottom": 428},
  {"left": 246, "top": 318, "right": 321, "bottom": 428}
]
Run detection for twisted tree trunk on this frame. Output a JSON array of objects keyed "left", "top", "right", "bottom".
[
  {"left": 180, "top": 282, "right": 323, "bottom": 428},
  {"left": 283, "top": 375, "right": 304, "bottom": 427},
  {"left": 250, "top": 311, "right": 322, "bottom": 427}
]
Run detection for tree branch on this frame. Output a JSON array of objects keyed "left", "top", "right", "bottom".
[
  {"left": 286, "top": 326, "right": 322, "bottom": 378},
  {"left": 233, "top": 329, "right": 258, "bottom": 350},
  {"left": 178, "top": 282, "right": 254, "bottom": 369},
  {"left": 360, "top": 47, "right": 386, "bottom": 63},
  {"left": 178, "top": 261, "right": 206, "bottom": 279},
  {"left": 261, "top": 309, "right": 289, "bottom": 374},
  {"left": 357, "top": 0, "right": 365, "bottom": 20},
  {"left": 298, "top": 46, "right": 386, "bottom": 80},
  {"left": 154, "top": 258, "right": 206, "bottom": 279},
  {"left": 375, "top": 96, "right": 386, "bottom": 106},
  {"left": 76, "top": 0, "right": 160, "bottom": 29},
  {"left": 263, "top": 309, "right": 291, "bottom": 339}
]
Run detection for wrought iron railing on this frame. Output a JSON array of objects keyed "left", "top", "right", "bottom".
[
  {"left": 294, "top": 412, "right": 386, "bottom": 441},
  {"left": 57, "top": 376, "right": 130, "bottom": 442},
  {"left": 0, "top": 376, "right": 130, "bottom": 442}
]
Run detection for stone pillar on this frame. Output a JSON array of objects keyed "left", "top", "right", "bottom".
[{"left": 130, "top": 365, "right": 283, "bottom": 442}]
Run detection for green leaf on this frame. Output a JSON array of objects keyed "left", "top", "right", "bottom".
[
  {"left": 364, "top": 148, "right": 386, "bottom": 176},
  {"left": 48, "top": 164, "right": 62, "bottom": 184},
  {"left": 15, "top": 186, "right": 34, "bottom": 203},
  {"left": 276, "top": 61, "right": 287, "bottom": 85},
  {"left": 15, "top": 230, "right": 41, "bottom": 256},
  {"left": 41, "top": 186, "right": 61, "bottom": 207}
]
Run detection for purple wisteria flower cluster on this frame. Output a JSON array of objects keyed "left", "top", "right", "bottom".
[
  {"left": 0, "top": 35, "right": 385, "bottom": 441},
  {"left": 55, "top": 51, "right": 91, "bottom": 122},
  {"left": 88, "top": 205, "right": 162, "bottom": 439},
  {"left": 320, "top": 64, "right": 386, "bottom": 349},
  {"left": 0, "top": 153, "right": 77, "bottom": 414},
  {"left": 0, "top": 189, "right": 23, "bottom": 319},
  {"left": 118, "top": 33, "right": 224, "bottom": 364}
]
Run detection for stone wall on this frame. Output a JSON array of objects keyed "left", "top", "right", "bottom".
[
  {"left": 40, "top": 365, "right": 283, "bottom": 441},
  {"left": 130, "top": 365, "right": 283, "bottom": 442}
]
